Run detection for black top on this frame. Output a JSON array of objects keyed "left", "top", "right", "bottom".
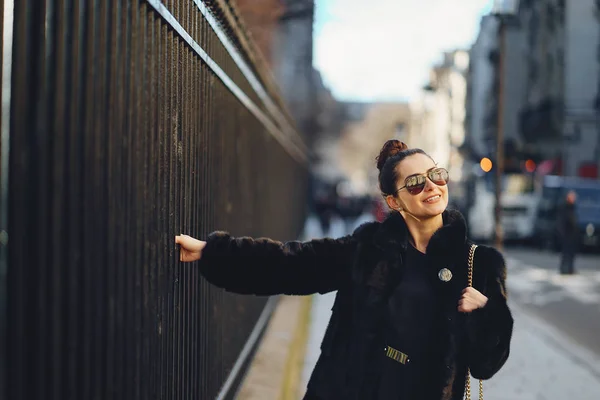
[{"left": 377, "top": 244, "right": 440, "bottom": 399}]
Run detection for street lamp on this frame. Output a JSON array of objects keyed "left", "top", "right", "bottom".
[{"left": 491, "top": 0, "right": 520, "bottom": 250}]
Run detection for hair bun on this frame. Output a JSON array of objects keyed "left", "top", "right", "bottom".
[{"left": 376, "top": 140, "right": 409, "bottom": 171}]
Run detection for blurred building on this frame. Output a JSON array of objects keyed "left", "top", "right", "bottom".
[
  {"left": 235, "top": 0, "right": 320, "bottom": 146},
  {"left": 232, "top": 0, "right": 285, "bottom": 68},
  {"left": 465, "top": 15, "right": 500, "bottom": 161},
  {"left": 515, "top": 0, "right": 564, "bottom": 160},
  {"left": 311, "top": 71, "right": 346, "bottom": 182},
  {"left": 465, "top": 12, "right": 531, "bottom": 164},
  {"left": 337, "top": 102, "right": 412, "bottom": 196},
  {"left": 561, "top": 0, "right": 599, "bottom": 178},
  {"left": 410, "top": 50, "right": 470, "bottom": 206},
  {"left": 466, "top": 0, "right": 600, "bottom": 178}
]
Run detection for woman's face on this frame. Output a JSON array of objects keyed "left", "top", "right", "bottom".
[{"left": 392, "top": 153, "right": 449, "bottom": 219}]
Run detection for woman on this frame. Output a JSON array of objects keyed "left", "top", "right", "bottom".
[{"left": 175, "top": 140, "right": 513, "bottom": 400}]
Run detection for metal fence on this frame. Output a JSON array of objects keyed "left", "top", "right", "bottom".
[{"left": 1, "top": 1, "right": 310, "bottom": 399}]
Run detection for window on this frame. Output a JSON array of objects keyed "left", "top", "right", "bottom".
[
  {"left": 528, "top": 60, "right": 539, "bottom": 83},
  {"left": 558, "top": 0, "right": 565, "bottom": 23},
  {"left": 528, "top": 12, "right": 539, "bottom": 48},
  {"left": 557, "top": 48, "right": 564, "bottom": 66},
  {"left": 547, "top": 53, "right": 554, "bottom": 81},
  {"left": 546, "top": 4, "right": 555, "bottom": 32}
]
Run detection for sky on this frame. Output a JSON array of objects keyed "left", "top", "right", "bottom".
[{"left": 314, "top": 0, "right": 493, "bottom": 102}]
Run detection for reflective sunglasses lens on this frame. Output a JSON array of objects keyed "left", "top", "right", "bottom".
[
  {"left": 407, "top": 184, "right": 425, "bottom": 195},
  {"left": 429, "top": 168, "right": 449, "bottom": 185},
  {"left": 405, "top": 175, "right": 426, "bottom": 195}
]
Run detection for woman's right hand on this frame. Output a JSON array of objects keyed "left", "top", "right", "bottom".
[{"left": 175, "top": 234, "right": 206, "bottom": 262}]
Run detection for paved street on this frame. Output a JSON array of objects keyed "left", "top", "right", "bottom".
[
  {"left": 504, "top": 246, "right": 600, "bottom": 361},
  {"left": 486, "top": 247, "right": 600, "bottom": 399},
  {"left": 299, "top": 216, "right": 600, "bottom": 399}
]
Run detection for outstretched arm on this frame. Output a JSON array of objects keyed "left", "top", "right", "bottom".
[
  {"left": 464, "top": 246, "right": 514, "bottom": 380},
  {"left": 176, "top": 232, "right": 357, "bottom": 296}
]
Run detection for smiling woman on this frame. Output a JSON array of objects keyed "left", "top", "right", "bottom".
[{"left": 176, "top": 140, "right": 514, "bottom": 400}]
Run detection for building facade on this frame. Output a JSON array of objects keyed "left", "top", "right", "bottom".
[
  {"left": 561, "top": 0, "right": 600, "bottom": 177},
  {"left": 465, "top": 15, "right": 499, "bottom": 161},
  {"left": 517, "top": 0, "right": 565, "bottom": 162},
  {"left": 466, "top": 0, "right": 600, "bottom": 178}
]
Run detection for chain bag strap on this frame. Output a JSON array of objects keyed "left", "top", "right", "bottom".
[{"left": 464, "top": 244, "right": 484, "bottom": 400}]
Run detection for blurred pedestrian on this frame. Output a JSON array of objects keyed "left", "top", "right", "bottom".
[
  {"left": 175, "top": 140, "right": 514, "bottom": 400},
  {"left": 559, "top": 190, "right": 579, "bottom": 275}
]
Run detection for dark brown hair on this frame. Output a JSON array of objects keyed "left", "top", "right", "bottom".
[{"left": 376, "top": 140, "right": 431, "bottom": 195}]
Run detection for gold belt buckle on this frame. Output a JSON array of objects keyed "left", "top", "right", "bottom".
[{"left": 384, "top": 345, "right": 410, "bottom": 364}]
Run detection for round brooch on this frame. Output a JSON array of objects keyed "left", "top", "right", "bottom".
[{"left": 438, "top": 268, "right": 453, "bottom": 282}]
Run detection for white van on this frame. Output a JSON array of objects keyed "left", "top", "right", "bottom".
[{"left": 467, "top": 172, "right": 538, "bottom": 242}]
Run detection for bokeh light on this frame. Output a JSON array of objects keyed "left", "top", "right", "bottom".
[
  {"left": 525, "top": 159, "right": 536, "bottom": 173},
  {"left": 480, "top": 157, "right": 493, "bottom": 173}
]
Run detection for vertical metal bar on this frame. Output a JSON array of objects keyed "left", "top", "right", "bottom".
[
  {"left": 132, "top": 3, "right": 144, "bottom": 398},
  {"left": 95, "top": 0, "right": 110, "bottom": 396},
  {"left": 10, "top": 0, "right": 46, "bottom": 398},
  {"left": 140, "top": 3, "right": 152, "bottom": 399},
  {"left": 166, "top": 15, "right": 175, "bottom": 399},
  {"left": 105, "top": 0, "right": 121, "bottom": 397},
  {"left": 0, "top": 0, "right": 13, "bottom": 398},
  {"left": 145, "top": 5, "right": 159, "bottom": 398},
  {"left": 64, "top": 0, "right": 86, "bottom": 396},
  {"left": 116, "top": 1, "right": 131, "bottom": 397},
  {"left": 50, "top": 0, "right": 68, "bottom": 397},
  {"left": 158, "top": 13, "right": 168, "bottom": 400},
  {"left": 37, "top": 3, "right": 52, "bottom": 397},
  {"left": 182, "top": 1, "right": 190, "bottom": 397},
  {"left": 81, "top": 1, "right": 100, "bottom": 398},
  {"left": 189, "top": 7, "right": 198, "bottom": 398}
]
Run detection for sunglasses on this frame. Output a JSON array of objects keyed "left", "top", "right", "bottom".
[{"left": 396, "top": 167, "right": 449, "bottom": 195}]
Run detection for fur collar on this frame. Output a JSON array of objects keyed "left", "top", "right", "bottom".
[
  {"left": 370, "top": 208, "right": 467, "bottom": 257},
  {"left": 351, "top": 208, "right": 469, "bottom": 290}
]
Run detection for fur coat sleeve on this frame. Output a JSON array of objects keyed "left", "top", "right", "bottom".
[
  {"left": 466, "top": 245, "right": 514, "bottom": 380},
  {"left": 198, "top": 231, "right": 357, "bottom": 296}
]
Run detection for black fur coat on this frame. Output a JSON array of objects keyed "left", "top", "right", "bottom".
[{"left": 199, "top": 209, "right": 514, "bottom": 399}]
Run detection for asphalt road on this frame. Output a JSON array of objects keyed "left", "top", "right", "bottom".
[{"left": 503, "top": 246, "right": 600, "bottom": 360}]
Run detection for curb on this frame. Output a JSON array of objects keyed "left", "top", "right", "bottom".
[{"left": 279, "top": 295, "right": 313, "bottom": 400}]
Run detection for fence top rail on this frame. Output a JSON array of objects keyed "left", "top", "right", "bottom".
[
  {"left": 214, "top": 0, "right": 300, "bottom": 129},
  {"left": 196, "top": 0, "right": 310, "bottom": 156},
  {"left": 145, "top": 0, "right": 309, "bottom": 164}
]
